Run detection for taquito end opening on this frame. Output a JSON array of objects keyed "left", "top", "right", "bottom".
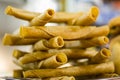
[
  {"left": 56, "top": 36, "right": 64, "bottom": 47},
  {"left": 90, "top": 6, "right": 99, "bottom": 20},
  {"left": 101, "top": 48, "right": 111, "bottom": 58},
  {"left": 56, "top": 53, "right": 67, "bottom": 64},
  {"left": 5, "top": 6, "right": 13, "bottom": 15},
  {"left": 46, "top": 9, "right": 55, "bottom": 17},
  {"left": 2, "top": 34, "right": 13, "bottom": 45},
  {"left": 50, "top": 36, "right": 64, "bottom": 48},
  {"left": 13, "top": 49, "right": 20, "bottom": 59},
  {"left": 99, "top": 36, "right": 109, "bottom": 44},
  {"left": 20, "top": 26, "right": 27, "bottom": 38}
]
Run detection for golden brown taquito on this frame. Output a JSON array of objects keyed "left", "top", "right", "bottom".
[
  {"left": 108, "top": 16, "right": 120, "bottom": 35},
  {"left": 38, "top": 53, "right": 67, "bottom": 69},
  {"left": 13, "top": 69, "right": 23, "bottom": 78},
  {"left": 48, "top": 48, "right": 97, "bottom": 59},
  {"left": 43, "top": 76, "right": 75, "bottom": 80},
  {"left": 68, "top": 6, "right": 99, "bottom": 26},
  {"left": 13, "top": 49, "right": 28, "bottom": 59},
  {"left": 5, "top": 6, "right": 83, "bottom": 22},
  {"left": 20, "top": 25, "right": 109, "bottom": 40},
  {"left": 90, "top": 48, "right": 111, "bottom": 64},
  {"left": 18, "top": 51, "right": 56, "bottom": 64},
  {"left": 18, "top": 48, "right": 97, "bottom": 64},
  {"left": 23, "top": 61, "right": 114, "bottom": 78},
  {"left": 110, "top": 35, "right": 120, "bottom": 49},
  {"left": 2, "top": 33, "right": 39, "bottom": 45},
  {"left": 30, "top": 9, "right": 55, "bottom": 26},
  {"left": 110, "top": 42, "right": 120, "bottom": 74},
  {"left": 5, "top": 6, "right": 39, "bottom": 21},
  {"left": 64, "top": 36, "right": 109, "bottom": 48},
  {"left": 33, "top": 36, "right": 64, "bottom": 51}
]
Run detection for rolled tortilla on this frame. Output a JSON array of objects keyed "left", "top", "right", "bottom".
[
  {"left": 108, "top": 16, "right": 120, "bottom": 36},
  {"left": 64, "top": 36, "right": 109, "bottom": 48},
  {"left": 43, "top": 76, "right": 75, "bottom": 80},
  {"left": 18, "top": 48, "right": 97, "bottom": 64},
  {"left": 110, "top": 42, "right": 120, "bottom": 74},
  {"left": 48, "top": 48, "right": 97, "bottom": 59},
  {"left": 5, "top": 6, "right": 83, "bottom": 22},
  {"left": 89, "top": 48, "right": 111, "bottom": 64},
  {"left": 30, "top": 9, "right": 55, "bottom": 26},
  {"left": 33, "top": 36, "right": 64, "bottom": 51},
  {"left": 2, "top": 33, "right": 39, "bottom": 45},
  {"left": 38, "top": 53, "right": 67, "bottom": 69},
  {"left": 12, "top": 49, "right": 28, "bottom": 59},
  {"left": 110, "top": 35, "right": 120, "bottom": 49},
  {"left": 68, "top": 6, "right": 99, "bottom": 26},
  {"left": 13, "top": 69, "right": 23, "bottom": 78},
  {"left": 18, "top": 51, "right": 56, "bottom": 64},
  {"left": 23, "top": 61, "right": 114, "bottom": 78},
  {"left": 20, "top": 25, "right": 109, "bottom": 40}
]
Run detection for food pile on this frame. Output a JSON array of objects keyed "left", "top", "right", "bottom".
[{"left": 2, "top": 6, "right": 120, "bottom": 80}]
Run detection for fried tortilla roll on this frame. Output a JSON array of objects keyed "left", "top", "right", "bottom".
[
  {"left": 13, "top": 49, "right": 28, "bottom": 59},
  {"left": 20, "top": 25, "right": 109, "bottom": 40},
  {"left": 38, "top": 53, "right": 67, "bottom": 69},
  {"left": 110, "top": 35, "right": 120, "bottom": 49},
  {"left": 18, "top": 48, "right": 97, "bottom": 64},
  {"left": 43, "top": 76, "right": 75, "bottom": 80},
  {"left": 49, "top": 48, "right": 97, "bottom": 59},
  {"left": 23, "top": 61, "right": 114, "bottom": 78},
  {"left": 30, "top": 9, "right": 55, "bottom": 26},
  {"left": 89, "top": 48, "right": 111, "bottom": 64},
  {"left": 33, "top": 36, "right": 64, "bottom": 51},
  {"left": 13, "top": 60, "right": 38, "bottom": 70},
  {"left": 2, "top": 33, "right": 39, "bottom": 45},
  {"left": 68, "top": 6, "right": 99, "bottom": 26},
  {"left": 18, "top": 51, "right": 56, "bottom": 64},
  {"left": 64, "top": 36, "right": 109, "bottom": 48},
  {"left": 5, "top": 6, "right": 39, "bottom": 21},
  {"left": 13, "top": 69, "right": 23, "bottom": 78},
  {"left": 110, "top": 42, "right": 120, "bottom": 74},
  {"left": 5, "top": 6, "right": 82, "bottom": 22},
  {"left": 108, "top": 16, "right": 120, "bottom": 36}
]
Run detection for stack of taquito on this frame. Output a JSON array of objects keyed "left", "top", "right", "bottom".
[{"left": 2, "top": 6, "right": 118, "bottom": 80}]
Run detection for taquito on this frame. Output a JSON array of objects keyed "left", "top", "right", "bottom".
[
  {"left": 30, "top": 9, "right": 55, "bottom": 26},
  {"left": 23, "top": 61, "right": 114, "bottom": 78},
  {"left": 38, "top": 53, "right": 67, "bottom": 69},
  {"left": 49, "top": 48, "right": 97, "bottom": 59},
  {"left": 18, "top": 51, "right": 56, "bottom": 64},
  {"left": 68, "top": 6, "right": 99, "bottom": 26},
  {"left": 33, "top": 36, "right": 64, "bottom": 51},
  {"left": 13, "top": 69, "right": 23, "bottom": 78},
  {"left": 20, "top": 25, "right": 109, "bottom": 40},
  {"left": 64, "top": 36, "right": 109, "bottom": 48},
  {"left": 13, "top": 49, "right": 28, "bottom": 59},
  {"left": 89, "top": 48, "right": 111, "bottom": 64},
  {"left": 2, "top": 33, "right": 39, "bottom": 45},
  {"left": 110, "top": 42, "right": 120, "bottom": 74},
  {"left": 18, "top": 48, "right": 97, "bottom": 64},
  {"left": 108, "top": 16, "right": 120, "bottom": 35}
]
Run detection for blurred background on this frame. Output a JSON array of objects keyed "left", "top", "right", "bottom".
[{"left": 0, "top": 0, "right": 120, "bottom": 76}]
